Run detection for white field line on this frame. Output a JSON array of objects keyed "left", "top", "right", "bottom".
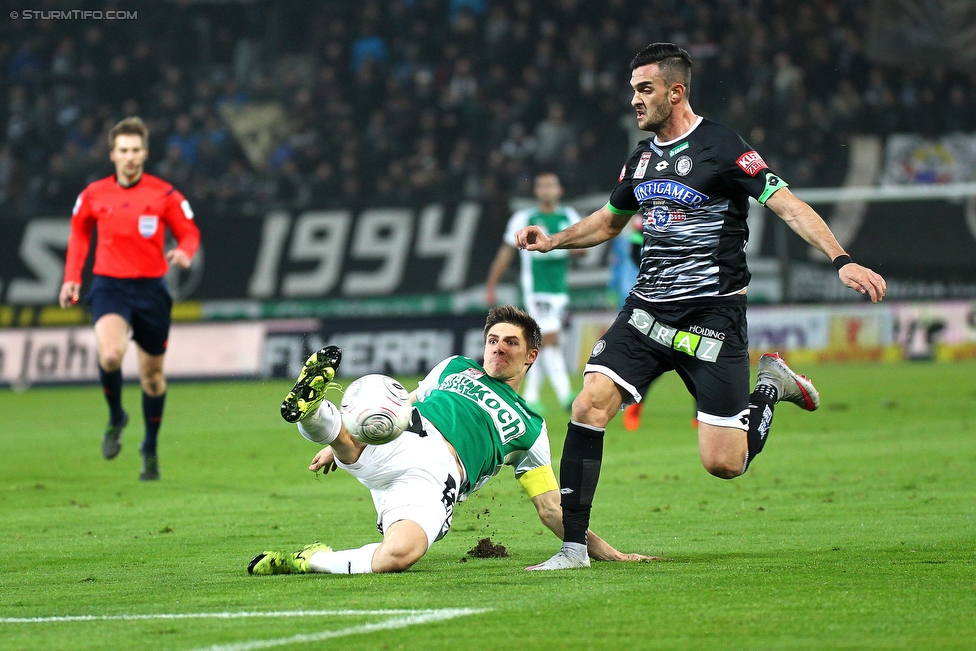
[
  {"left": 0, "top": 608, "right": 480, "bottom": 624},
  {"left": 184, "top": 608, "right": 489, "bottom": 651}
]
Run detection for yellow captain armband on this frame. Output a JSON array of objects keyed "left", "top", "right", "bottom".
[{"left": 517, "top": 465, "right": 559, "bottom": 498}]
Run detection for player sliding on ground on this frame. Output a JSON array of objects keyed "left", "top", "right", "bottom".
[{"left": 248, "top": 306, "right": 654, "bottom": 575}]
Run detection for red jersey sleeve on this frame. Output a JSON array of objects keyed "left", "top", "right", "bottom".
[
  {"left": 64, "top": 190, "right": 97, "bottom": 284},
  {"left": 162, "top": 188, "right": 200, "bottom": 260}
]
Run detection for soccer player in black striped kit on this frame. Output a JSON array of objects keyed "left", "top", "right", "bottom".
[{"left": 516, "top": 43, "right": 887, "bottom": 570}]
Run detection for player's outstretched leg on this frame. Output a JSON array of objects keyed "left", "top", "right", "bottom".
[
  {"left": 102, "top": 411, "right": 128, "bottom": 460},
  {"left": 248, "top": 542, "right": 333, "bottom": 575},
  {"left": 757, "top": 352, "right": 819, "bottom": 411},
  {"left": 280, "top": 346, "right": 343, "bottom": 423}
]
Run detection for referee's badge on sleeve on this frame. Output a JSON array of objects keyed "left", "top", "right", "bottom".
[{"left": 138, "top": 215, "right": 159, "bottom": 237}]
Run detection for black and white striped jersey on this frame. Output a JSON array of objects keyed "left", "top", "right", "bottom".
[{"left": 607, "top": 116, "right": 787, "bottom": 303}]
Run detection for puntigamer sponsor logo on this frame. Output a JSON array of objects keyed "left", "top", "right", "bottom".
[
  {"left": 633, "top": 180, "right": 708, "bottom": 207},
  {"left": 441, "top": 373, "right": 525, "bottom": 442}
]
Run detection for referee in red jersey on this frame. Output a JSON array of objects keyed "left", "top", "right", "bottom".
[{"left": 59, "top": 117, "right": 200, "bottom": 481}]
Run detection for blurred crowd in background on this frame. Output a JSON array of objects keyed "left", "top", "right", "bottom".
[{"left": 2, "top": 0, "right": 975, "bottom": 219}]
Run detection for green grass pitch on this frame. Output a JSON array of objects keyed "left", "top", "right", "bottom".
[{"left": 1, "top": 360, "right": 975, "bottom": 650}]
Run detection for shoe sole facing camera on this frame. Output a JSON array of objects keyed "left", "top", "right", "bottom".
[
  {"left": 758, "top": 352, "right": 820, "bottom": 411},
  {"left": 280, "top": 346, "right": 343, "bottom": 423}
]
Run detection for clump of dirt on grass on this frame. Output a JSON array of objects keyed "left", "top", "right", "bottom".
[{"left": 467, "top": 537, "right": 509, "bottom": 558}]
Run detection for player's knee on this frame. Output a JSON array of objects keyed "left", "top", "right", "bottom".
[
  {"left": 141, "top": 372, "right": 166, "bottom": 396},
  {"left": 99, "top": 348, "right": 124, "bottom": 371},
  {"left": 702, "top": 457, "right": 743, "bottom": 480}
]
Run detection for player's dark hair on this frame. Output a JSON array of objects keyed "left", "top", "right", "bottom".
[
  {"left": 108, "top": 116, "right": 149, "bottom": 149},
  {"left": 485, "top": 305, "right": 542, "bottom": 351},
  {"left": 630, "top": 42, "right": 692, "bottom": 89}
]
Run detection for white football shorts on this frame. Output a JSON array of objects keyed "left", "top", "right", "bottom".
[
  {"left": 335, "top": 418, "right": 462, "bottom": 549},
  {"left": 525, "top": 292, "right": 568, "bottom": 335}
]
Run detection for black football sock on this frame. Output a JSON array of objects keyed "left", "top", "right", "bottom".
[
  {"left": 743, "top": 387, "right": 776, "bottom": 472},
  {"left": 141, "top": 392, "right": 166, "bottom": 457},
  {"left": 99, "top": 365, "right": 125, "bottom": 425},
  {"left": 560, "top": 421, "right": 605, "bottom": 545}
]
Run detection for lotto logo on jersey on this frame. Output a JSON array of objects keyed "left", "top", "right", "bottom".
[
  {"left": 736, "top": 151, "right": 768, "bottom": 176},
  {"left": 618, "top": 163, "right": 627, "bottom": 182}
]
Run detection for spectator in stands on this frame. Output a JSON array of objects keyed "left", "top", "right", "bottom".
[{"left": 2, "top": 0, "right": 975, "bottom": 221}]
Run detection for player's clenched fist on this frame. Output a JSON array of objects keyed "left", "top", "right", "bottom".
[{"left": 514, "top": 225, "right": 554, "bottom": 252}]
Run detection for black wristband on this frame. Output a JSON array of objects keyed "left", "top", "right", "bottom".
[{"left": 832, "top": 254, "right": 853, "bottom": 271}]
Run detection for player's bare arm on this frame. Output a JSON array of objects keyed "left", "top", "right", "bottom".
[
  {"left": 765, "top": 188, "right": 887, "bottom": 303},
  {"left": 515, "top": 205, "right": 627, "bottom": 252},
  {"left": 484, "top": 244, "right": 516, "bottom": 305},
  {"left": 529, "top": 489, "right": 657, "bottom": 562},
  {"left": 308, "top": 426, "right": 365, "bottom": 470}
]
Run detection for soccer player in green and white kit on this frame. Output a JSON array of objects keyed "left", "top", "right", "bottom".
[
  {"left": 248, "top": 306, "right": 652, "bottom": 575},
  {"left": 485, "top": 173, "right": 580, "bottom": 414}
]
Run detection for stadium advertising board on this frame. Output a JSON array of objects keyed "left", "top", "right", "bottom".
[
  {"left": 3, "top": 190, "right": 976, "bottom": 315},
  {"left": 0, "top": 202, "right": 504, "bottom": 305},
  {"left": 0, "top": 315, "right": 488, "bottom": 386},
  {"left": 0, "top": 323, "right": 266, "bottom": 387},
  {"left": 262, "top": 314, "right": 488, "bottom": 380},
  {"left": 566, "top": 301, "right": 976, "bottom": 371}
]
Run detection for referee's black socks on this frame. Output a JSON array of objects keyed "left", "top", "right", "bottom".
[
  {"left": 560, "top": 421, "right": 605, "bottom": 545},
  {"left": 99, "top": 365, "right": 125, "bottom": 426},
  {"left": 141, "top": 392, "right": 165, "bottom": 457},
  {"left": 744, "top": 385, "right": 776, "bottom": 472}
]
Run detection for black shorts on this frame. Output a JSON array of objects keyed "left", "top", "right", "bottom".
[
  {"left": 586, "top": 295, "right": 751, "bottom": 423},
  {"left": 86, "top": 275, "right": 173, "bottom": 356}
]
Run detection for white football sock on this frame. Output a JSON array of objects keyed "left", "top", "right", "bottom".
[
  {"left": 298, "top": 401, "right": 341, "bottom": 445},
  {"left": 308, "top": 542, "right": 380, "bottom": 574},
  {"left": 541, "top": 346, "right": 572, "bottom": 405}
]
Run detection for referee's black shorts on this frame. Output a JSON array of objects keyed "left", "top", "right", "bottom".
[
  {"left": 86, "top": 275, "right": 173, "bottom": 356},
  {"left": 585, "top": 294, "right": 751, "bottom": 427}
]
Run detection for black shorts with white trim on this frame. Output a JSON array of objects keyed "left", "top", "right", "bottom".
[{"left": 585, "top": 294, "right": 750, "bottom": 419}]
